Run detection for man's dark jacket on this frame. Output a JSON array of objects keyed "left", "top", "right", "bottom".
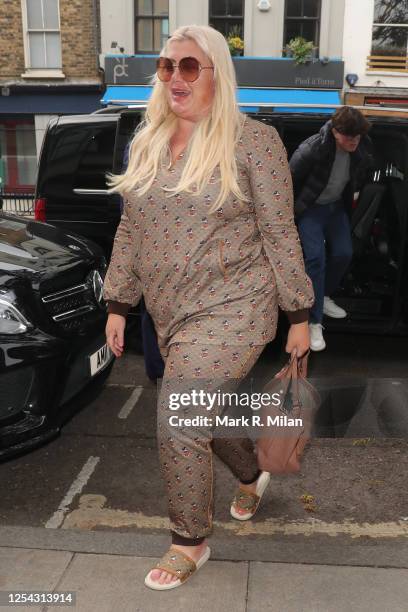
[{"left": 289, "top": 119, "right": 374, "bottom": 218}]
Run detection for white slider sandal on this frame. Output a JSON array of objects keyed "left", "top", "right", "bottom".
[
  {"left": 144, "top": 545, "right": 211, "bottom": 590},
  {"left": 230, "top": 471, "right": 271, "bottom": 521}
]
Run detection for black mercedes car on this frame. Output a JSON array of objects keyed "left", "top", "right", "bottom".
[{"left": 0, "top": 213, "right": 114, "bottom": 460}]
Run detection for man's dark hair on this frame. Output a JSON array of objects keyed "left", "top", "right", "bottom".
[{"left": 331, "top": 106, "right": 371, "bottom": 136}]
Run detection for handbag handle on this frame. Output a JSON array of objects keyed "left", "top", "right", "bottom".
[
  {"left": 282, "top": 350, "right": 310, "bottom": 412},
  {"left": 276, "top": 350, "right": 309, "bottom": 381},
  {"left": 287, "top": 349, "right": 310, "bottom": 378},
  {"left": 290, "top": 349, "right": 310, "bottom": 378}
]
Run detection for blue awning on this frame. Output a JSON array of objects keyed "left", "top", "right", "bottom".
[
  {"left": 101, "top": 85, "right": 341, "bottom": 114},
  {"left": 101, "top": 86, "right": 152, "bottom": 106}
]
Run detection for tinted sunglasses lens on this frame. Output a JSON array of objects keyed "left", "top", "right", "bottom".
[
  {"left": 179, "top": 57, "right": 200, "bottom": 82},
  {"left": 156, "top": 58, "right": 173, "bottom": 81}
]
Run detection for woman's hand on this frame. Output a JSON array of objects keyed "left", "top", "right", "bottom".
[
  {"left": 285, "top": 321, "right": 310, "bottom": 358},
  {"left": 106, "top": 313, "right": 126, "bottom": 358}
]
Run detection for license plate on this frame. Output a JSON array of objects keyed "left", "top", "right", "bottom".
[{"left": 89, "top": 343, "right": 113, "bottom": 376}]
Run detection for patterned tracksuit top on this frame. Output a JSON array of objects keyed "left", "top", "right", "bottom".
[{"left": 103, "top": 116, "right": 314, "bottom": 354}]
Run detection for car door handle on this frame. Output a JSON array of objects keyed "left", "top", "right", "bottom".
[{"left": 73, "top": 188, "right": 110, "bottom": 195}]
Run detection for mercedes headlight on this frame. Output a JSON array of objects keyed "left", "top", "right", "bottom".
[{"left": 0, "top": 299, "right": 32, "bottom": 334}]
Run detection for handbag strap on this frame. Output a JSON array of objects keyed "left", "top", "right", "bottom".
[
  {"left": 287, "top": 350, "right": 310, "bottom": 410},
  {"left": 289, "top": 350, "right": 310, "bottom": 378}
]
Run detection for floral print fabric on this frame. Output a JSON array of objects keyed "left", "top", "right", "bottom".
[{"left": 103, "top": 116, "right": 314, "bottom": 355}]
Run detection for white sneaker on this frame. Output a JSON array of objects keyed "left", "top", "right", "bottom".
[
  {"left": 309, "top": 323, "right": 326, "bottom": 351},
  {"left": 323, "top": 296, "right": 347, "bottom": 319}
]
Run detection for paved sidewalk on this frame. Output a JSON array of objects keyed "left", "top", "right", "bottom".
[
  {"left": 1, "top": 526, "right": 408, "bottom": 612},
  {"left": 1, "top": 544, "right": 408, "bottom": 612}
]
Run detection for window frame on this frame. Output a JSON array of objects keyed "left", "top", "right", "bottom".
[
  {"left": 370, "top": 13, "right": 408, "bottom": 57},
  {"left": 134, "top": 0, "right": 169, "bottom": 54},
  {"left": 208, "top": 0, "right": 245, "bottom": 40},
  {"left": 283, "top": 0, "right": 322, "bottom": 49},
  {"left": 21, "top": 0, "right": 63, "bottom": 72},
  {"left": 368, "top": 0, "right": 408, "bottom": 72}
]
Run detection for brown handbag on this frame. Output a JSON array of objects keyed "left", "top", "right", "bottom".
[{"left": 256, "top": 352, "right": 320, "bottom": 474}]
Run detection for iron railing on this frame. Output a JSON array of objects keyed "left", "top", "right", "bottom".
[{"left": 0, "top": 190, "right": 35, "bottom": 217}]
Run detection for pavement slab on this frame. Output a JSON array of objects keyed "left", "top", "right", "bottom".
[
  {"left": 52, "top": 552, "right": 248, "bottom": 612},
  {"left": 0, "top": 548, "right": 73, "bottom": 612},
  {"left": 247, "top": 562, "right": 408, "bottom": 612},
  {"left": 1, "top": 547, "right": 408, "bottom": 612}
]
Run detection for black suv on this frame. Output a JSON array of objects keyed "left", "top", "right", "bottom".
[
  {"left": 35, "top": 107, "right": 408, "bottom": 336},
  {"left": 0, "top": 213, "right": 113, "bottom": 459}
]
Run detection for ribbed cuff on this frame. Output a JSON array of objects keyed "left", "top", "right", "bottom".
[
  {"left": 240, "top": 468, "right": 262, "bottom": 485},
  {"left": 106, "top": 301, "right": 131, "bottom": 317},
  {"left": 171, "top": 531, "right": 206, "bottom": 546},
  {"left": 285, "top": 308, "right": 309, "bottom": 324}
]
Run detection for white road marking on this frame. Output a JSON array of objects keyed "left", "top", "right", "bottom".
[
  {"left": 117, "top": 386, "right": 143, "bottom": 419},
  {"left": 45, "top": 456, "right": 100, "bottom": 529}
]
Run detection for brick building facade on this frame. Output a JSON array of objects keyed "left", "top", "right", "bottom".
[
  {"left": 59, "top": 0, "right": 100, "bottom": 80},
  {"left": 0, "top": 1, "right": 25, "bottom": 79},
  {"left": 0, "top": 0, "right": 103, "bottom": 193}
]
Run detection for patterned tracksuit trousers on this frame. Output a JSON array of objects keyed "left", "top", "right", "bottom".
[{"left": 157, "top": 342, "right": 265, "bottom": 541}]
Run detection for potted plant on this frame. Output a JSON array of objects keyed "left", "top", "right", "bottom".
[
  {"left": 226, "top": 26, "right": 244, "bottom": 56},
  {"left": 285, "top": 37, "right": 316, "bottom": 64}
]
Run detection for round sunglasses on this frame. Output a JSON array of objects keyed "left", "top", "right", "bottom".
[{"left": 156, "top": 56, "right": 214, "bottom": 83}]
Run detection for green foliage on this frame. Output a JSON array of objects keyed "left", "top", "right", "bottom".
[
  {"left": 226, "top": 26, "right": 244, "bottom": 56},
  {"left": 286, "top": 36, "right": 315, "bottom": 64}
]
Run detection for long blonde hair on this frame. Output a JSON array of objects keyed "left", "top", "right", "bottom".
[{"left": 107, "top": 25, "right": 247, "bottom": 212}]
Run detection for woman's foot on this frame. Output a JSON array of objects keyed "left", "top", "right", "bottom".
[
  {"left": 234, "top": 480, "right": 258, "bottom": 516},
  {"left": 231, "top": 471, "right": 271, "bottom": 520},
  {"left": 148, "top": 540, "right": 208, "bottom": 586}
]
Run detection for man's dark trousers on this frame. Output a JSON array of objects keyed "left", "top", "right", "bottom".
[{"left": 297, "top": 201, "right": 352, "bottom": 324}]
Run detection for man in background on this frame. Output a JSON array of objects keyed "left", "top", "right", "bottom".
[{"left": 289, "top": 106, "right": 373, "bottom": 351}]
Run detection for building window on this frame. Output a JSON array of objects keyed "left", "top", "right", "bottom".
[
  {"left": 209, "top": 0, "right": 244, "bottom": 39},
  {"left": 25, "top": 0, "right": 62, "bottom": 69},
  {"left": 135, "top": 0, "right": 169, "bottom": 53},
  {"left": 371, "top": 0, "right": 408, "bottom": 56},
  {"left": 284, "top": 0, "right": 321, "bottom": 48}
]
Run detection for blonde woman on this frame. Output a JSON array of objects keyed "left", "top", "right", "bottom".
[{"left": 103, "top": 25, "right": 314, "bottom": 590}]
